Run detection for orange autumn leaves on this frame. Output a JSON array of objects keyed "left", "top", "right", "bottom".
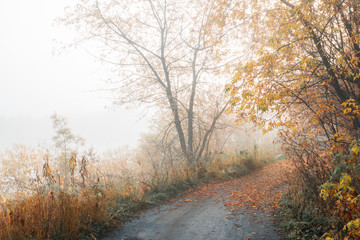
[
  {"left": 172, "top": 160, "right": 293, "bottom": 215},
  {"left": 222, "top": 160, "right": 293, "bottom": 214}
]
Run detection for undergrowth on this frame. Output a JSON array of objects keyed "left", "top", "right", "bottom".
[
  {"left": 277, "top": 174, "right": 337, "bottom": 240},
  {"left": 278, "top": 141, "right": 360, "bottom": 240},
  {"left": 0, "top": 151, "right": 270, "bottom": 240}
]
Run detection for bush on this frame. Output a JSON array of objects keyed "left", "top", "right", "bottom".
[
  {"left": 319, "top": 142, "right": 360, "bottom": 239},
  {"left": 278, "top": 174, "right": 337, "bottom": 240},
  {"left": 278, "top": 141, "right": 360, "bottom": 240}
]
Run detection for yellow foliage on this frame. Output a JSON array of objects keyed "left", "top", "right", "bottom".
[{"left": 320, "top": 141, "right": 360, "bottom": 239}]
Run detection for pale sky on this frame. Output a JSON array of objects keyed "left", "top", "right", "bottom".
[{"left": 0, "top": 0, "right": 148, "bottom": 152}]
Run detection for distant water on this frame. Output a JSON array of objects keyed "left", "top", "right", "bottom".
[{"left": 0, "top": 112, "right": 147, "bottom": 153}]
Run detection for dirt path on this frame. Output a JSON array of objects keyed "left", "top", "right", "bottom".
[{"left": 103, "top": 160, "right": 292, "bottom": 240}]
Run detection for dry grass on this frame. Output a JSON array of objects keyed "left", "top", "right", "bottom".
[
  {"left": 278, "top": 169, "right": 337, "bottom": 240},
  {"left": 0, "top": 189, "right": 111, "bottom": 240},
  {"left": 0, "top": 148, "right": 276, "bottom": 240}
]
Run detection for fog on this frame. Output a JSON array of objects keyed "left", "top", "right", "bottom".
[
  {"left": 0, "top": 1, "right": 148, "bottom": 152},
  {"left": 0, "top": 112, "right": 147, "bottom": 152}
]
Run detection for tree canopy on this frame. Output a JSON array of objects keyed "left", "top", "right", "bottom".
[
  {"left": 60, "top": 0, "right": 242, "bottom": 165},
  {"left": 214, "top": 0, "right": 360, "bottom": 238}
]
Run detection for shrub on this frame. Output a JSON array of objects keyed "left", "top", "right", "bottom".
[
  {"left": 279, "top": 141, "right": 360, "bottom": 240},
  {"left": 319, "top": 141, "right": 360, "bottom": 239}
]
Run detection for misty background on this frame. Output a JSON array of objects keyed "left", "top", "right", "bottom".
[{"left": 0, "top": 0, "right": 148, "bottom": 152}]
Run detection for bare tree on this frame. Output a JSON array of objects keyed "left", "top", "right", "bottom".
[
  {"left": 61, "top": 0, "right": 239, "bottom": 166},
  {"left": 51, "top": 113, "right": 84, "bottom": 187}
]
